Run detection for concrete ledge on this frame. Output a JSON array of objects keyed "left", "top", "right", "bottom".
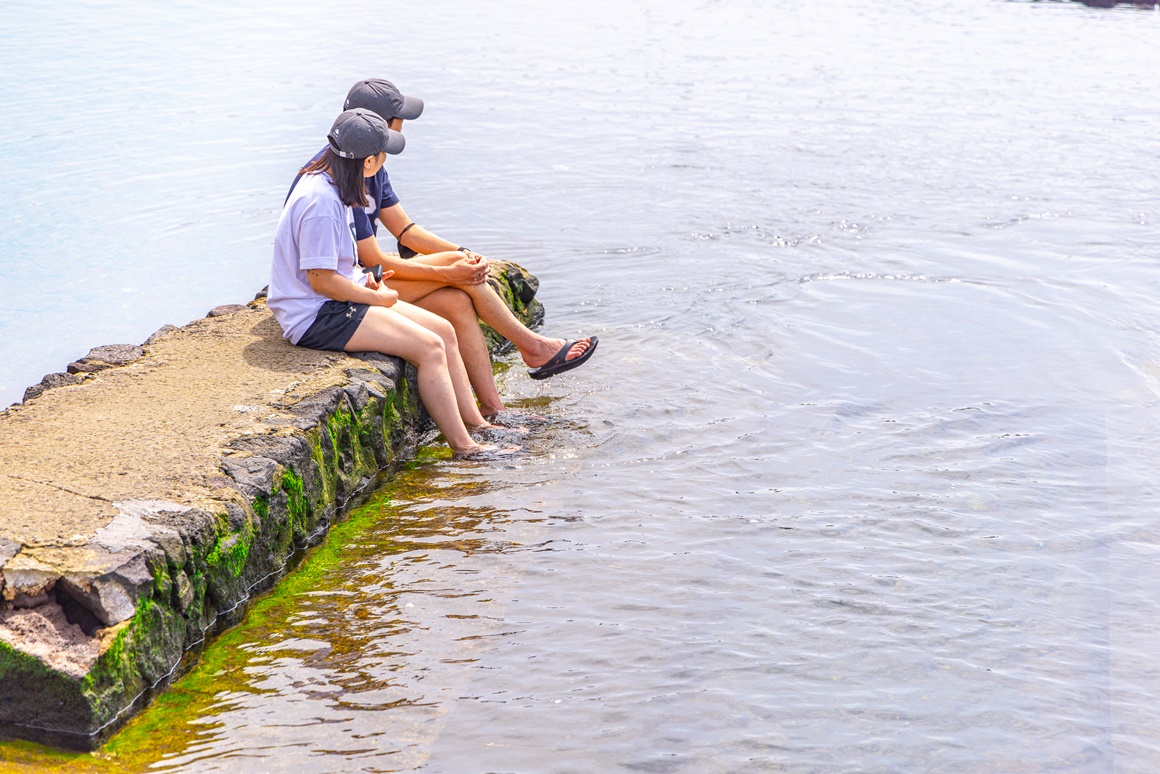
[{"left": 0, "top": 260, "right": 542, "bottom": 749}]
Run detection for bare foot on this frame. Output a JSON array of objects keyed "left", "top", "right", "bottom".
[
  {"left": 451, "top": 442, "right": 521, "bottom": 460},
  {"left": 522, "top": 336, "right": 593, "bottom": 369},
  {"left": 489, "top": 408, "right": 550, "bottom": 425},
  {"left": 469, "top": 421, "right": 530, "bottom": 438},
  {"left": 481, "top": 403, "right": 506, "bottom": 419}
]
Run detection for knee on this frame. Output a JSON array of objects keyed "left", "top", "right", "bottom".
[
  {"left": 414, "top": 329, "right": 449, "bottom": 366},
  {"left": 429, "top": 316, "right": 459, "bottom": 349},
  {"left": 443, "top": 289, "right": 477, "bottom": 322}
]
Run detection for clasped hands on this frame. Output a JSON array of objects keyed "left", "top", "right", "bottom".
[{"left": 446, "top": 250, "right": 490, "bottom": 285}]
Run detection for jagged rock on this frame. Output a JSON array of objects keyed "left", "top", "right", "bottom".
[
  {"left": 23, "top": 372, "right": 83, "bottom": 403},
  {"left": 206, "top": 304, "right": 249, "bottom": 318},
  {"left": 15, "top": 544, "right": 157, "bottom": 629},
  {"left": 502, "top": 262, "right": 539, "bottom": 306},
  {"left": 351, "top": 351, "right": 404, "bottom": 382},
  {"left": 220, "top": 455, "right": 279, "bottom": 501},
  {"left": 67, "top": 344, "right": 145, "bottom": 374},
  {"left": 2, "top": 551, "right": 59, "bottom": 602},
  {"left": 0, "top": 538, "right": 19, "bottom": 567},
  {"left": 0, "top": 538, "right": 18, "bottom": 598},
  {"left": 343, "top": 380, "right": 371, "bottom": 412},
  {"left": 144, "top": 324, "right": 179, "bottom": 346},
  {"left": 23, "top": 372, "right": 82, "bottom": 402},
  {"left": 228, "top": 434, "right": 314, "bottom": 479},
  {"left": 53, "top": 550, "right": 154, "bottom": 627}
]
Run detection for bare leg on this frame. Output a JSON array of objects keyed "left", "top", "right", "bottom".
[
  {"left": 390, "top": 254, "right": 593, "bottom": 368},
  {"left": 389, "top": 300, "right": 493, "bottom": 428},
  {"left": 409, "top": 288, "right": 505, "bottom": 415},
  {"left": 388, "top": 278, "right": 446, "bottom": 304},
  {"left": 344, "top": 307, "right": 483, "bottom": 455},
  {"left": 458, "top": 281, "right": 593, "bottom": 368}
]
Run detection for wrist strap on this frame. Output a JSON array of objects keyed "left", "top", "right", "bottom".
[
  {"left": 397, "top": 222, "right": 417, "bottom": 243},
  {"left": 457, "top": 246, "right": 471, "bottom": 254}
]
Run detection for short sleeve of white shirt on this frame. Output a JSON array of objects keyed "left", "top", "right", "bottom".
[
  {"left": 297, "top": 215, "right": 348, "bottom": 271},
  {"left": 267, "top": 173, "right": 365, "bottom": 345}
]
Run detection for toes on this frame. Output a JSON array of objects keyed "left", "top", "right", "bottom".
[{"left": 566, "top": 338, "right": 591, "bottom": 361}]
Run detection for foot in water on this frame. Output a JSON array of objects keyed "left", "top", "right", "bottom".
[
  {"left": 452, "top": 442, "right": 521, "bottom": 460},
  {"left": 469, "top": 422, "right": 530, "bottom": 443},
  {"left": 482, "top": 407, "right": 549, "bottom": 425}
]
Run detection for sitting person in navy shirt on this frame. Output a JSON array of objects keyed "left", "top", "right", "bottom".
[{"left": 323, "top": 79, "right": 598, "bottom": 418}]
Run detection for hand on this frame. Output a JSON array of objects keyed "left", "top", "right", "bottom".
[
  {"left": 445, "top": 254, "right": 490, "bottom": 285},
  {"left": 463, "top": 250, "right": 488, "bottom": 269},
  {"left": 375, "top": 283, "right": 399, "bottom": 308},
  {"left": 362, "top": 267, "right": 394, "bottom": 290}
]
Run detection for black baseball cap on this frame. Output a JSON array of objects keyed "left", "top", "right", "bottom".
[
  {"left": 344, "top": 78, "right": 424, "bottom": 122},
  {"left": 327, "top": 108, "right": 405, "bottom": 159}
]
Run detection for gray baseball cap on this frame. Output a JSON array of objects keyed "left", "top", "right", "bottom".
[
  {"left": 327, "top": 108, "right": 405, "bottom": 159},
  {"left": 344, "top": 78, "right": 425, "bottom": 122}
]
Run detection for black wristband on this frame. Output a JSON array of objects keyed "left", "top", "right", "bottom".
[{"left": 457, "top": 246, "right": 471, "bottom": 254}]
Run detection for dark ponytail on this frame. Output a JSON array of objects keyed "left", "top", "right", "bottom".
[{"left": 301, "top": 147, "right": 369, "bottom": 208}]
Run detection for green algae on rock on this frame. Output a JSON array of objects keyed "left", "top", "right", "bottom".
[{"left": 0, "top": 259, "right": 542, "bottom": 750}]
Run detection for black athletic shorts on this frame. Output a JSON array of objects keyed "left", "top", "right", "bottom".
[{"left": 296, "top": 300, "right": 369, "bottom": 351}]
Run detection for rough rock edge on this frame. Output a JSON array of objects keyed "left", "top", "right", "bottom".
[
  {"left": 17, "top": 300, "right": 251, "bottom": 406},
  {"left": 0, "top": 262, "right": 543, "bottom": 750},
  {"left": 66, "top": 344, "right": 146, "bottom": 375}
]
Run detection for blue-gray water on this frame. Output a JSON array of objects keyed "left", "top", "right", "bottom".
[{"left": 2, "top": 0, "right": 1160, "bottom": 770}]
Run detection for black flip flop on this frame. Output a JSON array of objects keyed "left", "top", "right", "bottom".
[{"left": 527, "top": 336, "right": 599, "bottom": 381}]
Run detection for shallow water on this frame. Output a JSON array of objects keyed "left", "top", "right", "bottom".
[{"left": 3, "top": 0, "right": 1160, "bottom": 770}]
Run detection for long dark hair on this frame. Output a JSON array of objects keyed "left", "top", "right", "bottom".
[{"left": 300, "top": 147, "right": 369, "bottom": 208}]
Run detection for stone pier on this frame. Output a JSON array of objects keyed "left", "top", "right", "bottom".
[{"left": 0, "top": 260, "right": 541, "bottom": 749}]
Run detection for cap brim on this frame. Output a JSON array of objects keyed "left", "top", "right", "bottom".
[
  {"left": 398, "top": 95, "right": 424, "bottom": 121},
  {"left": 383, "top": 128, "right": 406, "bottom": 155}
]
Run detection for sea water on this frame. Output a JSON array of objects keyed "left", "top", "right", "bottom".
[{"left": 1, "top": 0, "right": 1159, "bottom": 770}]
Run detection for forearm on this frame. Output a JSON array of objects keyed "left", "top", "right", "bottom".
[
  {"left": 308, "top": 270, "right": 390, "bottom": 306},
  {"left": 398, "top": 223, "right": 460, "bottom": 255},
  {"left": 357, "top": 236, "right": 453, "bottom": 283},
  {"left": 377, "top": 204, "right": 485, "bottom": 285}
]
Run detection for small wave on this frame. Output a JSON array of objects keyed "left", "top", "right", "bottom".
[
  {"left": 981, "top": 212, "right": 1062, "bottom": 230},
  {"left": 797, "top": 272, "right": 962, "bottom": 284}
]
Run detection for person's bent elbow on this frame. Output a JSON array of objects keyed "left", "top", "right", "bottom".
[{"left": 307, "top": 269, "right": 333, "bottom": 294}]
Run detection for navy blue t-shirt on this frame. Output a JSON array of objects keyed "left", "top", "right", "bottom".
[{"left": 285, "top": 146, "right": 401, "bottom": 241}]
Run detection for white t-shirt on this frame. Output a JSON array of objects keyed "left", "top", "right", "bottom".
[{"left": 268, "top": 172, "right": 367, "bottom": 344}]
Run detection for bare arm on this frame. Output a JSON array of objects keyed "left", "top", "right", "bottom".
[
  {"left": 365, "top": 203, "right": 489, "bottom": 285},
  {"left": 354, "top": 235, "right": 481, "bottom": 283},
  {"left": 307, "top": 269, "right": 398, "bottom": 308},
  {"left": 380, "top": 203, "right": 461, "bottom": 254}
]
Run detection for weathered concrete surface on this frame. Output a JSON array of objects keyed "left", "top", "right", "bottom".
[{"left": 0, "top": 260, "right": 542, "bottom": 749}]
